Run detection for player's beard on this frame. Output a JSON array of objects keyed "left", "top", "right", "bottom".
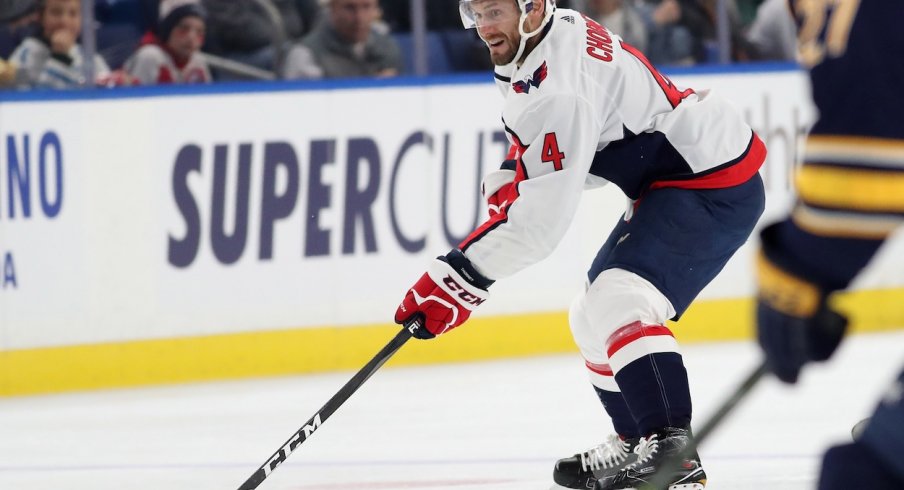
[{"left": 485, "top": 34, "right": 519, "bottom": 66}]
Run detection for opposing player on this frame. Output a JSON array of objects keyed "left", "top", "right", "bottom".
[
  {"left": 754, "top": 1, "right": 904, "bottom": 489},
  {"left": 392, "top": 1, "right": 766, "bottom": 488}
]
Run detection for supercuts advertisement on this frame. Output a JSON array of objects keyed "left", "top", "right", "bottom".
[{"left": 5, "top": 69, "right": 896, "bottom": 351}]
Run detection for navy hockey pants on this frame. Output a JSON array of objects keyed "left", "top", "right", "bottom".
[{"left": 588, "top": 173, "right": 766, "bottom": 319}]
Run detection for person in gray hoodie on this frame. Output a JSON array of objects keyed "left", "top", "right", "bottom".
[{"left": 282, "top": 0, "right": 401, "bottom": 79}]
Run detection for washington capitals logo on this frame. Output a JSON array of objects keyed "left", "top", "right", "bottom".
[{"left": 512, "top": 61, "right": 548, "bottom": 94}]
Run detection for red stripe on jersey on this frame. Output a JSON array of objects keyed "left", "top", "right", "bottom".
[
  {"left": 585, "top": 360, "right": 614, "bottom": 376},
  {"left": 505, "top": 143, "right": 521, "bottom": 160},
  {"left": 650, "top": 132, "right": 766, "bottom": 191},
  {"left": 621, "top": 41, "right": 695, "bottom": 109},
  {"left": 460, "top": 135, "right": 529, "bottom": 251},
  {"left": 606, "top": 321, "right": 674, "bottom": 358},
  {"left": 508, "top": 132, "right": 528, "bottom": 161},
  {"left": 459, "top": 208, "right": 509, "bottom": 251}
]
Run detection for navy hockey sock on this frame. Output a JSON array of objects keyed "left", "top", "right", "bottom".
[
  {"left": 594, "top": 385, "right": 641, "bottom": 438},
  {"left": 614, "top": 351, "right": 692, "bottom": 435}
]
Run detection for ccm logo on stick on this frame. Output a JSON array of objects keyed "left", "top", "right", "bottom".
[
  {"left": 443, "top": 276, "right": 486, "bottom": 306},
  {"left": 263, "top": 414, "right": 323, "bottom": 476}
]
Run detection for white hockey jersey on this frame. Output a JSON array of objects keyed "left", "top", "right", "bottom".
[{"left": 460, "top": 9, "right": 765, "bottom": 281}]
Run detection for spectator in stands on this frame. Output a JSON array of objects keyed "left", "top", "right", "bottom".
[
  {"left": 635, "top": 0, "right": 752, "bottom": 64},
  {"left": 700, "top": 0, "right": 755, "bottom": 61},
  {"left": 201, "top": 0, "right": 320, "bottom": 76},
  {"left": 8, "top": 0, "right": 110, "bottom": 88},
  {"left": 634, "top": 0, "right": 695, "bottom": 64},
  {"left": 281, "top": 0, "right": 402, "bottom": 80},
  {"left": 745, "top": 0, "right": 796, "bottom": 61},
  {"left": 585, "top": 0, "right": 648, "bottom": 52},
  {"left": 124, "top": 0, "right": 211, "bottom": 84}
]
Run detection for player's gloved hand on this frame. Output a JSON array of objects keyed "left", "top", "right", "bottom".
[
  {"left": 395, "top": 249, "right": 492, "bottom": 339},
  {"left": 482, "top": 160, "right": 518, "bottom": 218},
  {"left": 756, "top": 223, "right": 848, "bottom": 384}
]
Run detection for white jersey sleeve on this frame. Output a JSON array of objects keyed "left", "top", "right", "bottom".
[{"left": 461, "top": 92, "right": 602, "bottom": 280}]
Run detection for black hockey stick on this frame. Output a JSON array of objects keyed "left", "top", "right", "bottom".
[
  {"left": 236, "top": 317, "right": 423, "bottom": 490},
  {"left": 640, "top": 360, "right": 769, "bottom": 490}
]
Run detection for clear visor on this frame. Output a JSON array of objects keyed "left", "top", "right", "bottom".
[{"left": 459, "top": 0, "right": 522, "bottom": 29}]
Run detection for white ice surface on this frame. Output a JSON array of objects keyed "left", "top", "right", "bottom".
[{"left": 1, "top": 331, "right": 902, "bottom": 490}]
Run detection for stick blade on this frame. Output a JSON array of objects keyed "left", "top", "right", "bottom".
[{"left": 237, "top": 470, "right": 265, "bottom": 490}]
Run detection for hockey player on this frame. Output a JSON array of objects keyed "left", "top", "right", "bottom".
[
  {"left": 754, "top": 1, "right": 904, "bottom": 489},
  {"left": 392, "top": 1, "right": 765, "bottom": 489},
  {"left": 124, "top": 0, "right": 211, "bottom": 85}
]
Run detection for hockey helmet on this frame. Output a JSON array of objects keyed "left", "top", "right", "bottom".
[
  {"left": 459, "top": 0, "right": 555, "bottom": 35},
  {"left": 459, "top": 0, "right": 556, "bottom": 64}
]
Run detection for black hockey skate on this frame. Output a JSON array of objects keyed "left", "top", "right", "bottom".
[
  {"left": 595, "top": 427, "right": 706, "bottom": 490},
  {"left": 553, "top": 434, "right": 639, "bottom": 489}
]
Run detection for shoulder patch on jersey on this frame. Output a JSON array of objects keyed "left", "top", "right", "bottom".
[{"left": 512, "top": 61, "right": 548, "bottom": 94}]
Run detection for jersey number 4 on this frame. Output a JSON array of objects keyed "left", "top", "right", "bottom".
[{"left": 542, "top": 132, "right": 565, "bottom": 171}]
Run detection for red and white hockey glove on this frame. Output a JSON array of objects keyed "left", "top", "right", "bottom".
[
  {"left": 482, "top": 160, "right": 518, "bottom": 218},
  {"left": 395, "top": 250, "right": 493, "bottom": 339}
]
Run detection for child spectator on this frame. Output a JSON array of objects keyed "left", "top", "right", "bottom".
[
  {"left": 124, "top": 0, "right": 211, "bottom": 84},
  {"left": 8, "top": 0, "right": 111, "bottom": 88}
]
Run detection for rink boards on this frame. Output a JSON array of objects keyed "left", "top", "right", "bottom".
[{"left": 1, "top": 64, "right": 902, "bottom": 396}]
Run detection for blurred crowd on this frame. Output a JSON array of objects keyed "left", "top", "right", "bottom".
[{"left": 0, "top": 0, "right": 797, "bottom": 90}]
